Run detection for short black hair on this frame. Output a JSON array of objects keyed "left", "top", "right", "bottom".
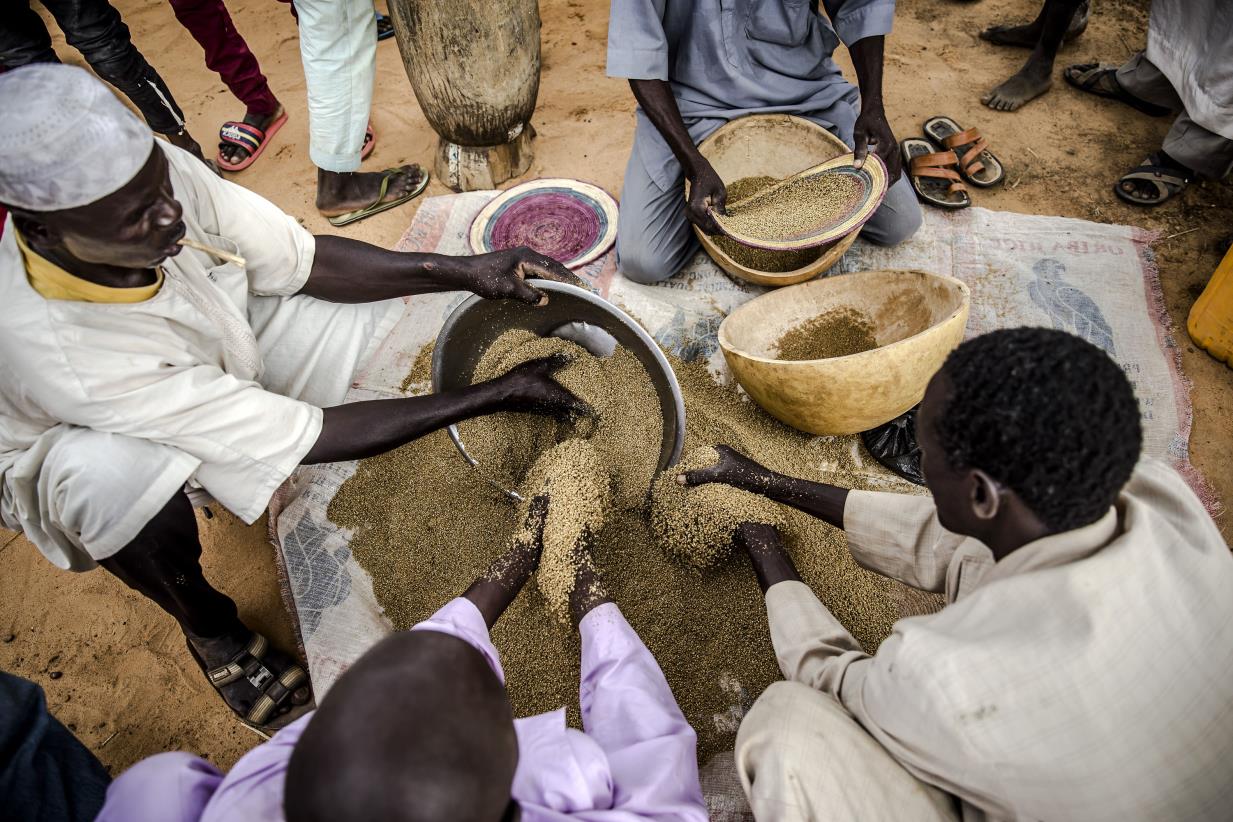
[{"left": 934, "top": 327, "right": 1142, "bottom": 532}]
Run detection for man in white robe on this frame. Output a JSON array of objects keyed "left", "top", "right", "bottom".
[{"left": 0, "top": 65, "right": 587, "bottom": 732}]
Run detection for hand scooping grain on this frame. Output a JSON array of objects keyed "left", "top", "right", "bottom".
[
  {"left": 650, "top": 446, "right": 785, "bottom": 569},
  {"left": 516, "top": 440, "right": 612, "bottom": 623},
  {"left": 459, "top": 329, "right": 663, "bottom": 508}
]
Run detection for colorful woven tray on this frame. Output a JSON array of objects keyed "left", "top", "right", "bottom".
[
  {"left": 468, "top": 178, "right": 619, "bottom": 269},
  {"left": 711, "top": 153, "right": 888, "bottom": 251}
]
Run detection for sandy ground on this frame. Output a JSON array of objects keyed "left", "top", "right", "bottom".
[{"left": 1, "top": 0, "right": 1229, "bottom": 778}]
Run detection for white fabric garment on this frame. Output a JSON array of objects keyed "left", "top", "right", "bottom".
[
  {"left": 0, "top": 64, "right": 155, "bottom": 211},
  {"left": 294, "top": 0, "right": 377, "bottom": 172},
  {"left": 0, "top": 143, "right": 404, "bottom": 570},
  {"left": 741, "top": 459, "right": 1233, "bottom": 821},
  {"left": 1144, "top": 0, "right": 1233, "bottom": 140}
]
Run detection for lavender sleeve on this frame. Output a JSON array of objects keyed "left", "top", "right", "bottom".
[
  {"left": 574, "top": 604, "right": 707, "bottom": 822},
  {"left": 411, "top": 597, "right": 507, "bottom": 683}
]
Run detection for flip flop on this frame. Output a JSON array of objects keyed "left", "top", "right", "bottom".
[
  {"left": 1063, "top": 63, "right": 1174, "bottom": 117},
  {"left": 902, "top": 138, "right": 970, "bottom": 209},
  {"left": 216, "top": 110, "right": 288, "bottom": 172},
  {"left": 376, "top": 11, "right": 395, "bottom": 41},
  {"left": 362, "top": 124, "right": 375, "bottom": 161},
  {"left": 326, "top": 165, "right": 430, "bottom": 227},
  {"left": 1114, "top": 153, "right": 1193, "bottom": 206},
  {"left": 922, "top": 116, "right": 1005, "bottom": 187}
]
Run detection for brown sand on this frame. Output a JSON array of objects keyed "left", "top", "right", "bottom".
[
  {"left": 1, "top": 0, "right": 1228, "bottom": 775},
  {"left": 775, "top": 308, "right": 880, "bottom": 361},
  {"left": 713, "top": 177, "right": 826, "bottom": 272},
  {"left": 650, "top": 447, "right": 785, "bottom": 568},
  {"left": 332, "top": 346, "right": 942, "bottom": 759}
]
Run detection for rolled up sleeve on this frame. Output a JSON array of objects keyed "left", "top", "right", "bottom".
[
  {"left": 606, "top": 0, "right": 670, "bottom": 80},
  {"left": 822, "top": 0, "right": 896, "bottom": 45},
  {"left": 164, "top": 144, "right": 316, "bottom": 296},
  {"left": 843, "top": 490, "right": 964, "bottom": 593}
]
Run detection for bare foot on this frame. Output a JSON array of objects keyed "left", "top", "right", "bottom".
[
  {"left": 980, "top": 21, "right": 1041, "bottom": 48},
  {"left": 315, "top": 165, "right": 425, "bottom": 216},
  {"left": 983, "top": 60, "right": 1054, "bottom": 111},
  {"left": 980, "top": 0, "right": 1089, "bottom": 48},
  {"left": 219, "top": 104, "right": 284, "bottom": 168}
]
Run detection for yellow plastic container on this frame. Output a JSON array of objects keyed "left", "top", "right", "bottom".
[{"left": 1188, "top": 245, "right": 1233, "bottom": 367}]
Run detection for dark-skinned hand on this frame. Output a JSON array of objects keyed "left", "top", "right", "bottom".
[
  {"left": 677, "top": 444, "right": 775, "bottom": 493},
  {"left": 495, "top": 353, "right": 594, "bottom": 418},
  {"left": 852, "top": 105, "right": 903, "bottom": 184},
  {"left": 686, "top": 158, "right": 727, "bottom": 236},
  {"left": 450, "top": 247, "right": 587, "bottom": 305}
]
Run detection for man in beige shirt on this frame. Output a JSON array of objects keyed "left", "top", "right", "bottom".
[{"left": 682, "top": 327, "right": 1233, "bottom": 821}]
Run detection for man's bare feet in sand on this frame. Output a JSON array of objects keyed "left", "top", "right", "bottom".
[
  {"left": 983, "top": 57, "right": 1054, "bottom": 111},
  {"left": 980, "top": 0, "right": 1089, "bottom": 48},
  {"left": 315, "top": 165, "right": 425, "bottom": 217},
  {"left": 219, "top": 105, "right": 284, "bottom": 168},
  {"left": 981, "top": 0, "right": 1089, "bottom": 111}
]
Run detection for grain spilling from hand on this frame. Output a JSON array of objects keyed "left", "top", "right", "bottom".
[
  {"left": 650, "top": 446, "right": 784, "bottom": 568},
  {"left": 331, "top": 343, "right": 940, "bottom": 760},
  {"left": 517, "top": 440, "right": 612, "bottom": 623},
  {"left": 775, "top": 308, "right": 878, "bottom": 360}
]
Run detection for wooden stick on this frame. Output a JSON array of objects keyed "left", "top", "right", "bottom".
[
  {"left": 1160, "top": 227, "right": 1200, "bottom": 242},
  {"left": 178, "top": 237, "right": 246, "bottom": 267}
]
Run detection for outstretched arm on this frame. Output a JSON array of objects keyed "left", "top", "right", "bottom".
[
  {"left": 303, "top": 355, "right": 590, "bottom": 465},
  {"left": 628, "top": 79, "right": 727, "bottom": 235},
  {"left": 300, "top": 236, "right": 583, "bottom": 304},
  {"left": 679, "top": 445, "right": 850, "bottom": 529}
]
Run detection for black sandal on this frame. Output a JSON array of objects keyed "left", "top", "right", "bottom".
[
  {"left": 192, "top": 633, "right": 312, "bottom": 737},
  {"left": 1114, "top": 153, "right": 1193, "bottom": 206},
  {"left": 1063, "top": 63, "right": 1173, "bottom": 117}
]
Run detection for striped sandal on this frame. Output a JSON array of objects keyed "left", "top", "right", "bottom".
[
  {"left": 198, "top": 633, "right": 311, "bottom": 738},
  {"left": 902, "top": 138, "right": 971, "bottom": 209},
  {"left": 216, "top": 110, "right": 288, "bottom": 172}
]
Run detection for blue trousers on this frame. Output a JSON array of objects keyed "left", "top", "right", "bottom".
[{"left": 0, "top": 672, "right": 110, "bottom": 822}]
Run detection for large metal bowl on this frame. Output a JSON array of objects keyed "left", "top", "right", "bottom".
[{"left": 432, "top": 280, "right": 685, "bottom": 500}]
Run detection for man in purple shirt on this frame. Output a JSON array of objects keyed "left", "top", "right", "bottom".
[{"left": 97, "top": 496, "right": 707, "bottom": 822}]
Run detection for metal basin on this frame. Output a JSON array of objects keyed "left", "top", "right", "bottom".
[{"left": 432, "top": 280, "right": 686, "bottom": 500}]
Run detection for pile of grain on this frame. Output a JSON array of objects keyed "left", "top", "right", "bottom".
[
  {"left": 720, "top": 170, "right": 863, "bottom": 244},
  {"left": 457, "top": 329, "right": 661, "bottom": 508},
  {"left": 517, "top": 439, "right": 612, "bottom": 623},
  {"left": 713, "top": 176, "right": 824, "bottom": 273},
  {"left": 775, "top": 308, "right": 879, "bottom": 361},
  {"left": 330, "top": 345, "right": 940, "bottom": 759},
  {"left": 650, "top": 446, "right": 784, "bottom": 568}
]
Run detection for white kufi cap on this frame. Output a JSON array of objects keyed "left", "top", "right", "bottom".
[{"left": 0, "top": 64, "right": 155, "bottom": 211}]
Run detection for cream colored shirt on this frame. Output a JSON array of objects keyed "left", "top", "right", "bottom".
[
  {"left": 764, "top": 459, "right": 1233, "bottom": 821},
  {"left": 0, "top": 143, "right": 321, "bottom": 561}
]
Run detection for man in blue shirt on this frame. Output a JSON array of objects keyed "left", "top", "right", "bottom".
[{"left": 607, "top": 0, "right": 921, "bottom": 283}]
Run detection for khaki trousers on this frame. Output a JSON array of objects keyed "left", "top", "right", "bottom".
[{"left": 735, "top": 680, "right": 961, "bottom": 822}]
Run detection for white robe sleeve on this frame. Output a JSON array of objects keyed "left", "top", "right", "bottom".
[{"left": 162, "top": 144, "right": 316, "bottom": 297}]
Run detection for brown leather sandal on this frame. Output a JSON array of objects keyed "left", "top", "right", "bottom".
[
  {"left": 902, "top": 138, "right": 971, "bottom": 209},
  {"left": 923, "top": 117, "right": 1005, "bottom": 187}
]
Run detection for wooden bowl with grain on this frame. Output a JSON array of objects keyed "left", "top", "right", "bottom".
[
  {"left": 691, "top": 114, "right": 858, "bottom": 287},
  {"left": 718, "top": 270, "right": 970, "bottom": 435}
]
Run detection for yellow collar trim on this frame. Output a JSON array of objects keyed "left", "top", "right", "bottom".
[{"left": 15, "top": 229, "right": 163, "bottom": 303}]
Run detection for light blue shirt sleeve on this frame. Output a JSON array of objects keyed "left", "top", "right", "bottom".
[
  {"left": 606, "top": 0, "right": 671, "bottom": 80},
  {"left": 822, "top": 0, "right": 896, "bottom": 46}
]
